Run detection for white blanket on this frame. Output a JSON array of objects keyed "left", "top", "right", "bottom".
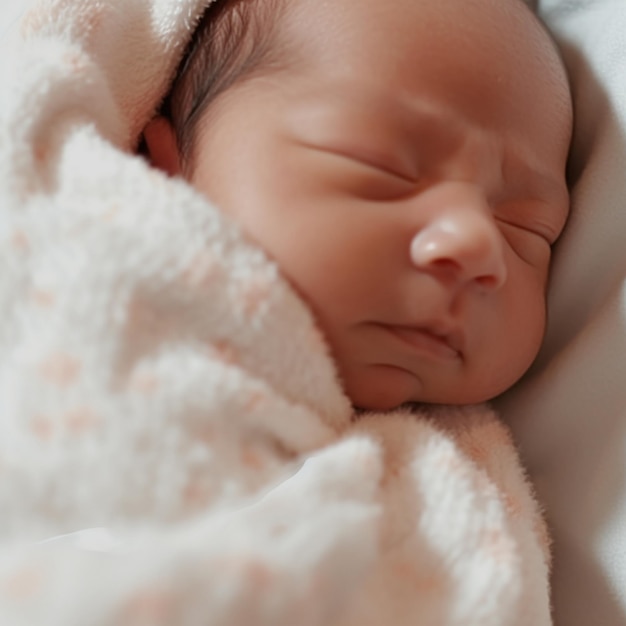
[{"left": 0, "top": 1, "right": 552, "bottom": 624}]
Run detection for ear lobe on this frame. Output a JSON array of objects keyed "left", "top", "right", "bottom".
[{"left": 142, "top": 116, "right": 182, "bottom": 177}]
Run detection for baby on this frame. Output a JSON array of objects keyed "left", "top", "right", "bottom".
[
  {"left": 143, "top": 0, "right": 573, "bottom": 411},
  {"left": 0, "top": 0, "right": 573, "bottom": 623}
]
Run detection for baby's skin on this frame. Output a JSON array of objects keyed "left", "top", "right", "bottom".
[{"left": 145, "top": 0, "right": 573, "bottom": 411}]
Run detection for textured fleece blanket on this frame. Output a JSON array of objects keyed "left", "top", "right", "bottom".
[{"left": 0, "top": 1, "right": 551, "bottom": 624}]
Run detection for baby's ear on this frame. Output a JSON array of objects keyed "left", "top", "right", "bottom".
[{"left": 142, "top": 116, "right": 182, "bottom": 177}]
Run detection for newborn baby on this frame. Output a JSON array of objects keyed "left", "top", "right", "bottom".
[
  {"left": 0, "top": 0, "right": 572, "bottom": 624},
  {"left": 144, "top": 0, "right": 572, "bottom": 411}
]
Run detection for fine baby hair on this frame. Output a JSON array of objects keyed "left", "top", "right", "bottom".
[
  {"left": 162, "top": 0, "right": 287, "bottom": 173},
  {"left": 158, "top": 0, "right": 561, "bottom": 175}
]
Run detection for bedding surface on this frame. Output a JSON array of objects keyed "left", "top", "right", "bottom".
[
  {"left": 497, "top": 1, "right": 626, "bottom": 624},
  {"left": 0, "top": 0, "right": 29, "bottom": 38},
  {"left": 0, "top": 0, "right": 551, "bottom": 624}
]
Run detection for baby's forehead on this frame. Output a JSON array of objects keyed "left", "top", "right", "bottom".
[
  {"left": 283, "top": 1, "right": 568, "bottom": 103},
  {"left": 268, "top": 0, "right": 570, "bottom": 195},
  {"left": 172, "top": 0, "right": 569, "bottom": 172},
  {"left": 281, "top": 0, "right": 566, "bottom": 84}
]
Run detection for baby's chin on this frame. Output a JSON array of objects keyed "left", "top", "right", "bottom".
[
  {"left": 343, "top": 364, "right": 425, "bottom": 412},
  {"left": 343, "top": 363, "right": 505, "bottom": 412}
]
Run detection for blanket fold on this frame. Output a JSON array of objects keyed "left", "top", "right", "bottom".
[{"left": 0, "top": 1, "right": 552, "bottom": 624}]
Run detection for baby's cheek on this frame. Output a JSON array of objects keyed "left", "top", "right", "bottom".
[{"left": 491, "top": 299, "right": 546, "bottom": 391}]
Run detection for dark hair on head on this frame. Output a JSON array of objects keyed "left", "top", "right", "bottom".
[{"left": 160, "top": 0, "right": 287, "bottom": 173}]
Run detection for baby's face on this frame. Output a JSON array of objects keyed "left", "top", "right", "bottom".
[{"left": 190, "top": 0, "right": 572, "bottom": 410}]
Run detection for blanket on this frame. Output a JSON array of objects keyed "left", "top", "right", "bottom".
[{"left": 0, "top": 1, "right": 551, "bottom": 624}]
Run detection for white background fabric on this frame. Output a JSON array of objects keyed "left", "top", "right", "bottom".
[
  {"left": 0, "top": 0, "right": 30, "bottom": 39},
  {"left": 496, "top": 1, "right": 626, "bottom": 625},
  {"left": 1, "top": 0, "right": 625, "bottom": 624}
]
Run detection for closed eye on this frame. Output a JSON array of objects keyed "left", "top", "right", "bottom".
[
  {"left": 294, "top": 140, "right": 418, "bottom": 202},
  {"left": 295, "top": 140, "right": 418, "bottom": 185},
  {"left": 496, "top": 215, "right": 555, "bottom": 245},
  {"left": 322, "top": 147, "right": 417, "bottom": 185},
  {"left": 496, "top": 217, "right": 553, "bottom": 267}
]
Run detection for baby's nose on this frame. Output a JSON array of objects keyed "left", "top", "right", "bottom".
[{"left": 409, "top": 185, "right": 507, "bottom": 290}]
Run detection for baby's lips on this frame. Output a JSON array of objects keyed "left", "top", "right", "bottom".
[{"left": 384, "top": 323, "right": 464, "bottom": 360}]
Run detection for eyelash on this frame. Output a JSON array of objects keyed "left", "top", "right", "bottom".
[
  {"left": 336, "top": 151, "right": 416, "bottom": 185},
  {"left": 496, "top": 215, "right": 549, "bottom": 240},
  {"left": 495, "top": 217, "right": 553, "bottom": 267},
  {"left": 323, "top": 153, "right": 417, "bottom": 201},
  {"left": 299, "top": 141, "right": 417, "bottom": 186}
]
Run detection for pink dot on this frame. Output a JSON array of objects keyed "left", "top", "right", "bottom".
[{"left": 39, "top": 353, "right": 81, "bottom": 387}]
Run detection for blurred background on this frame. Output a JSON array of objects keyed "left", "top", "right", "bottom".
[
  {"left": 0, "top": 0, "right": 27, "bottom": 39},
  {"left": 0, "top": 0, "right": 38, "bottom": 52}
]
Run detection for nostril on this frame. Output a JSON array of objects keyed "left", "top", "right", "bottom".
[
  {"left": 429, "top": 257, "right": 461, "bottom": 275},
  {"left": 475, "top": 274, "right": 500, "bottom": 290},
  {"left": 424, "top": 260, "right": 503, "bottom": 290}
]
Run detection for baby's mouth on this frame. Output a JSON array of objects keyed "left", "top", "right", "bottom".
[{"left": 382, "top": 323, "right": 462, "bottom": 360}]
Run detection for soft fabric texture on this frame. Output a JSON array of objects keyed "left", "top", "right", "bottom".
[
  {"left": 496, "top": 1, "right": 626, "bottom": 624},
  {"left": 0, "top": 1, "right": 551, "bottom": 624}
]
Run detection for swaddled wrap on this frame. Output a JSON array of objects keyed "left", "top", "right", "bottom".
[{"left": 0, "top": 0, "right": 551, "bottom": 624}]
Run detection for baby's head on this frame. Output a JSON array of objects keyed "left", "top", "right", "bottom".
[{"left": 144, "top": 0, "right": 573, "bottom": 411}]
